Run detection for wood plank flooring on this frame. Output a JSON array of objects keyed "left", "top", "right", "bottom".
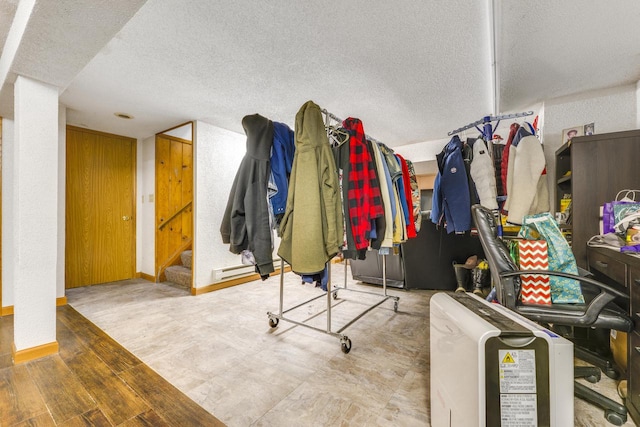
[{"left": 0, "top": 306, "right": 225, "bottom": 427}]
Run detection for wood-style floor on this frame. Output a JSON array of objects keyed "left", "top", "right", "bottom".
[{"left": 0, "top": 305, "right": 225, "bottom": 426}]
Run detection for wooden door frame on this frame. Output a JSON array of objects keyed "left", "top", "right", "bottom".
[
  {"left": 65, "top": 125, "right": 137, "bottom": 287},
  {"left": 154, "top": 121, "right": 194, "bottom": 283}
]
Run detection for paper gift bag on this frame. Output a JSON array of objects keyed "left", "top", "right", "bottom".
[
  {"left": 519, "top": 240, "right": 551, "bottom": 305},
  {"left": 518, "top": 212, "right": 584, "bottom": 303}
]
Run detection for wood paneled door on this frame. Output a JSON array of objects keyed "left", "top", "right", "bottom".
[
  {"left": 155, "top": 132, "right": 193, "bottom": 281},
  {"left": 65, "top": 126, "right": 136, "bottom": 288}
]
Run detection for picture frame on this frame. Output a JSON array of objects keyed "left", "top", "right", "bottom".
[
  {"left": 584, "top": 122, "right": 595, "bottom": 136},
  {"left": 562, "top": 126, "right": 584, "bottom": 144}
]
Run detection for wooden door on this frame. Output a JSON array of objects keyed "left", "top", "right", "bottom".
[
  {"left": 66, "top": 126, "right": 136, "bottom": 288},
  {"left": 155, "top": 134, "right": 192, "bottom": 279}
]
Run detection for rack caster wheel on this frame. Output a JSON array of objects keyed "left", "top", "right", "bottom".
[
  {"left": 604, "top": 368, "right": 620, "bottom": 380},
  {"left": 585, "top": 374, "right": 600, "bottom": 384},
  {"left": 332, "top": 292, "right": 338, "bottom": 300},
  {"left": 393, "top": 301, "right": 398, "bottom": 312},
  {"left": 341, "top": 338, "right": 352, "bottom": 354},
  {"left": 604, "top": 409, "right": 626, "bottom": 426},
  {"left": 268, "top": 318, "right": 279, "bottom": 328}
]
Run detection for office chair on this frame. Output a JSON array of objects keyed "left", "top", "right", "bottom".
[{"left": 471, "top": 204, "right": 633, "bottom": 425}]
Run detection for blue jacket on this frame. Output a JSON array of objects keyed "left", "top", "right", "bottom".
[
  {"left": 432, "top": 136, "right": 471, "bottom": 233},
  {"left": 269, "top": 122, "right": 295, "bottom": 218}
]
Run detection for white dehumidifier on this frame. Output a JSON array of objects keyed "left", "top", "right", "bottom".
[{"left": 430, "top": 292, "right": 574, "bottom": 426}]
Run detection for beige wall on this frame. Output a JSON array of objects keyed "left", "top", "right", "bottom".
[{"left": 416, "top": 174, "right": 436, "bottom": 190}]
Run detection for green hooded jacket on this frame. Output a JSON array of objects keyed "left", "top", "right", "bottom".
[{"left": 278, "top": 101, "right": 344, "bottom": 274}]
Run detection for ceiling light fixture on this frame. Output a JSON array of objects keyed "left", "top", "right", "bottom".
[{"left": 114, "top": 112, "right": 134, "bottom": 119}]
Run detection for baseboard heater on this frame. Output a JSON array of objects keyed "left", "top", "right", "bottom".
[
  {"left": 212, "top": 258, "right": 281, "bottom": 282},
  {"left": 430, "top": 292, "right": 574, "bottom": 426}
]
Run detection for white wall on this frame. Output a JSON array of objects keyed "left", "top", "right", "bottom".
[
  {"left": 193, "top": 121, "right": 250, "bottom": 288},
  {"left": 541, "top": 84, "right": 638, "bottom": 208},
  {"left": 163, "top": 123, "right": 192, "bottom": 141},
  {"left": 2, "top": 118, "right": 14, "bottom": 308},
  {"left": 57, "top": 106, "right": 66, "bottom": 299},
  {"left": 637, "top": 80, "right": 640, "bottom": 128},
  {"left": 136, "top": 123, "right": 192, "bottom": 277},
  {"left": 137, "top": 135, "right": 156, "bottom": 276},
  {"left": 13, "top": 76, "right": 58, "bottom": 350}
]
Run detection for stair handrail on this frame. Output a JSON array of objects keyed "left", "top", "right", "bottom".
[
  {"left": 156, "top": 238, "right": 193, "bottom": 283},
  {"left": 158, "top": 200, "right": 192, "bottom": 230}
]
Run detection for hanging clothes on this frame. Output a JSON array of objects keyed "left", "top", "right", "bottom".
[
  {"left": 431, "top": 135, "right": 472, "bottom": 233},
  {"left": 269, "top": 121, "right": 295, "bottom": 228},
  {"left": 370, "top": 141, "right": 394, "bottom": 248},
  {"left": 469, "top": 138, "right": 498, "bottom": 210},
  {"left": 220, "top": 114, "right": 274, "bottom": 278},
  {"left": 331, "top": 129, "right": 360, "bottom": 258},
  {"left": 366, "top": 139, "right": 386, "bottom": 251},
  {"left": 492, "top": 140, "right": 505, "bottom": 196},
  {"left": 500, "top": 123, "right": 520, "bottom": 198},
  {"left": 278, "top": 101, "right": 344, "bottom": 274},
  {"left": 342, "top": 118, "right": 384, "bottom": 251},
  {"left": 463, "top": 140, "right": 479, "bottom": 206},
  {"left": 393, "top": 155, "right": 409, "bottom": 243},
  {"left": 503, "top": 127, "right": 550, "bottom": 225},
  {"left": 405, "top": 159, "right": 422, "bottom": 233},
  {"left": 396, "top": 154, "right": 417, "bottom": 239}
]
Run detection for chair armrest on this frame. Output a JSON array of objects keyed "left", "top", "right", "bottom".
[
  {"left": 577, "top": 266, "right": 594, "bottom": 278},
  {"left": 500, "top": 269, "right": 629, "bottom": 326}
]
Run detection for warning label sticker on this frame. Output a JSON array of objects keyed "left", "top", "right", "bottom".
[
  {"left": 500, "top": 394, "right": 537, "bottom": 427},
  {"left": 499, "top": 349, "right": 536, "bottom": 394}
]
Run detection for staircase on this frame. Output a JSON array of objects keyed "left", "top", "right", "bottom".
[{"left": 164, "top": 250, "right": 192, "bottom": 289}]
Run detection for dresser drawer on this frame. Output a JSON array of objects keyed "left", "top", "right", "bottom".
[
  {"left": 629, "top": 331, "right": 640, "bottom": 415},
  {"left": 632, "top": 266, "right": 640, "bottom": 322},
  {"left": 590, "top": 250, "right": 628, "bottom": 287},
  {"left": 631, "top": 265, "right": 640, "bottom": 291}
]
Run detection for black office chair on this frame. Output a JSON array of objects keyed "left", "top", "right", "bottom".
[{"left": 471, "top": 204, "right": 633, "bottom": 425}]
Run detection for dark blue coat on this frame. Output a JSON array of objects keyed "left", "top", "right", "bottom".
[
  {"left": 269, "top": 122, "right": 295, "bottom": 218},
  {"left": 432, "top": 136, "right": 471, "bottom": 233}
]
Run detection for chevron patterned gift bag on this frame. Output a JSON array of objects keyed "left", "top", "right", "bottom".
[{"left": 519, "top": 240, "right": 552, "bottom": 305}]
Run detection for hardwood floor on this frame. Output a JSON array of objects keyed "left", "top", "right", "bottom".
[{"left": 0, "top": 306, "right": 225, "bottom": 426}]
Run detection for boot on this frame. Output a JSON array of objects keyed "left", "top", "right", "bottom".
[
  {"left": 453, "top": 263, "right": 471, "bottom": 293},
  {"left": 472, "top": 260, "right": 491, "bottom": 296},
  {"left": 472, "top": 268, "right": 490, "bottom": 296}
]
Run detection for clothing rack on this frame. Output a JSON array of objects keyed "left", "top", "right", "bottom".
[
  {"left": 266, "top": 108, "right": 400, "bottom": 354},
  {"left": 447, "top": 111, "right": 534, "bottom": 140},
  {"left": 322, "top": 108, "right": 384, "bottom": 146}
]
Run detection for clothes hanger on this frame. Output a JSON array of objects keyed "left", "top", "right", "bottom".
[{"left": 327, "top": 125, "right": 350, "bottom": 147}]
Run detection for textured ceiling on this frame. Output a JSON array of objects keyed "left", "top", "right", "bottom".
[
  {"left": 60, "top": 0, "right": 492, "bottom": 144},
  {"left": 498, "top": 0, "right": 640, "bottom": 112},
  {"left": 1, "top": 0, "right": 640, "bottom": 158},
  {"left": 0, "top": 1, "right": 19, "bottom": 53}
]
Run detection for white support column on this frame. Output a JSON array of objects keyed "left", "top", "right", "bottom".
[
  {"left": 2, "top": 118, "right": 15, "bottom": 313},
  {"left": 57, "top": 106, "right": 66, "bottom": 303},
  {"left": 12, "top": 75, "right": 59, "bottom": 362},
  {"left": 636, "top": 80, "right": 640, "bottom": 129}
]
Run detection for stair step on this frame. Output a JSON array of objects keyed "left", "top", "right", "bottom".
[
  {"left": 165, "top": 265, "right": 192, "bottom": 288},
  {"left": 181, "top": 250, "right": 192, "bottom": 269}
]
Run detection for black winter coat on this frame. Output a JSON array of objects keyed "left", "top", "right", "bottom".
[{"left": 220, "top": 114, "right": 274, "bottom": 276}]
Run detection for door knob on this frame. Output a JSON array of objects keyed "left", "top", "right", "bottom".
[{"left": 122, "top": 216, "right": 131, "bottom": 221}]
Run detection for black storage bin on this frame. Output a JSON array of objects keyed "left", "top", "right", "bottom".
[{"left": 350, "top": 217, "right": 485, "bottom": 290}]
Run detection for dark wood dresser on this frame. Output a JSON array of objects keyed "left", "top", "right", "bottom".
[{"left": 587, "top": 245, "right": 640, "bottom": 424}]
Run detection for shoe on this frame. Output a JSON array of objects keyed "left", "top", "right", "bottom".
[{"left": 453, "top": 263, "right": 471, "bottom": 292}]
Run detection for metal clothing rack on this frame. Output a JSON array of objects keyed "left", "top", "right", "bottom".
[
  {"left": 447, "top": 111, "right": 534, "bottom": 140},
  {"left": 267, "top": 257, "right": 399, "bottom": 354},
  {"left": 266, "top": 108, "right": 400, "bottom": 354}
]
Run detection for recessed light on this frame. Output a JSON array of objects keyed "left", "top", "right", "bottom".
[{"left": 114, "top": 112, "right": 134, "bottom": 119}]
